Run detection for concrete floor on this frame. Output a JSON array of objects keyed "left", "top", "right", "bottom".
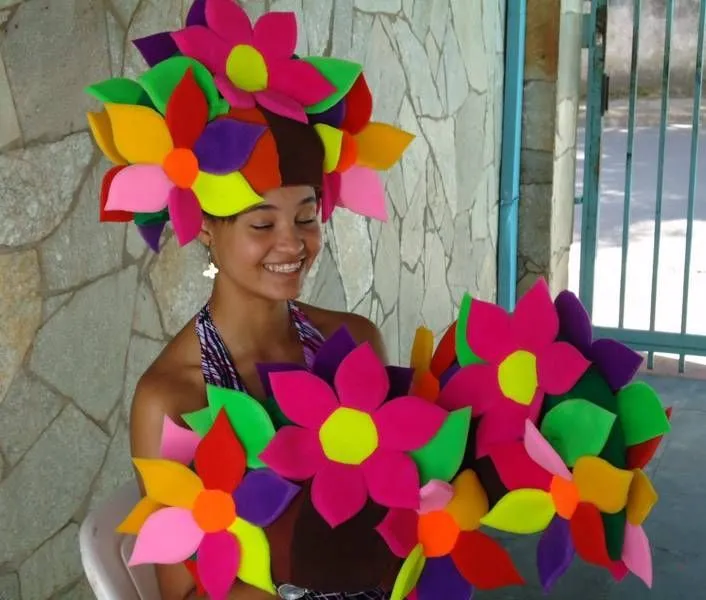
[{"left": 481, "top": 373, "right": 705, "bottom": 599}]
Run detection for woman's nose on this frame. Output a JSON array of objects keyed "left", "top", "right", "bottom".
[{"left": 276, "top": 225, "right": 305, "bottom": 254}]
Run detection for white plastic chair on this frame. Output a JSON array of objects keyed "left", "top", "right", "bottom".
[{"left": 79, "top": 480, "right": 161, "bottom": 600}]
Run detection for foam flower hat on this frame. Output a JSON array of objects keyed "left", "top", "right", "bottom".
[
  {"left": 437, "top": 278, "right": 591, "bottom": 458},
  {"left": 259, "top": 342, "right": 449, "bottom": 527},
  {"left": 376, "top": 470, "right": 524, "bottom": 600},
  {"left": 480, "top": 420, "right": 658, "bottom": 590},
  {"left": 118, "top": 409, "right": 299, "bottom": 599},
  {"left": 163, "top": 0, "right": 338, "bottom": 122},
  {"left": 86, "top": 60, "right": 265, "bottom": 248}
]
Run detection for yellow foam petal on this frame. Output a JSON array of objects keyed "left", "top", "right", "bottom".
[
  {"left": 627, "top": 469, "right": 658, "bottom": 526},
  {"left": 410, "top": 327, "right": 434, "bottom": 374},
  {"left": 479, "top": 489, "right": 555, "bottom": 534},
  {"left": 447, "top": 469, "right": 489, "bottom": 531},
  {"left": 573, "top": 456, "right": 634, "bottom": 514},
  {"left": 390, "top": 544, "right": 426, "bottom": 600},
  {"left": 228, "top": 518, "right": 276, "bottom": 594},
  {"left": 193, "top": 170, "right": 263, "bottom": 217},
  {"left": 87, "top": 110, "right": 127, "bottom": 165},
  {"left": 355, "top": 122, "right": 414, "bottom": 170},
  {"left": 133, "top": 458, "right": 203, "bottom": 509},
  {"left": 116, "top": 496, "right": 162, "bottom": 534},
  {"left": 314, "top": 124, "right": 343, "bottom": 173},
  {"left": 104, "top": 103, "right": 172, "bottom": 165}
]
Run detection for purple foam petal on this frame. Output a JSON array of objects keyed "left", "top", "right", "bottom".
[
  {"left": 309, "top": 100, "right": 346, "bottom": 128},
  {"left": 137, "top": 222, "right": 166, "bottom": 253},
  {"left": 439, "top": 362, "right": 460, "bottom": 389},
  {"left": 417, "top": 556, "right": 474, "bottom": 600},
  {"left": 132, "top": 32, "right": 180, "bottom": 67},
  {"left": 386, "top": 366, "right": 414, "bottom": 400},
  {"left": 193, "top": 119, "right": 266, "bottom": 174},
  {"left": 537, "top": 516, "right": 575, "bottom": 593},
  {"left": 312, "top": 326, "right": 357, "bottom": 384},
  {"left": 255, "top": 362, "right": 305, "bottom": 398},
  {"left": 186, "top": 0, "right": 207, "bottom": 26},
  {"left": 590, "top": 338, "right": 643, "bottom": 391},
  {"left": 554, "top": 290, "right": 592, "bottom": 353},
  {"left": 233, "top": 469, "right": 300, "bottom": 527}
]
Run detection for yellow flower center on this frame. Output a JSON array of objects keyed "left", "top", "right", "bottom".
[
  {"left": 226, "top": 45, "right": 268, "bottom": 92},
  {"left": 319, "top": 407, "right": 378, "bottom": 465},
  {"left": 497, "top": 350, "right": 538, "bottom": 405}
]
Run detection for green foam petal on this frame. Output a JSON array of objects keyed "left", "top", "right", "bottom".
[
  {"left": 390, "top": 544, "right": 426, "bottom": 600},
  {"left": 182, "top": 407, "right": 213, "bottom": 437},
  {"left": 302, "top": 56, "right": 363, "bottom": 114},
  {"left": 138, "top": 56, "right": 225, "bottom": 119},
  {"left": 602, "top": 510, "right": 626, "bottom": 561},
  {"left": 456, "top": 294, "right": 483, "bottom": 366},
  {"left": 206, "top": 385, "right": 275, "bottom": 469},
  {"left": 616, "top": 382, "right": 671, "bottom": 446},
  {"left": 229, "top": 518, "right": 276, "bottom": 594},
  {"left": 85, "top": 78, "right": 151, "bottom": 106},
  {"left": 540, "top": 398, "right": 616, "bottom": 467},
  {"left": 133, "top": 209, "right": 170, "bottom": 226},
  {"left": 410, "top": 407, "right": 471, "bottom": 484}
]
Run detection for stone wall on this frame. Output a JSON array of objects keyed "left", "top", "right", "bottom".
[{"left": 0, "top": 0, "right": 505, "bottom": 597}]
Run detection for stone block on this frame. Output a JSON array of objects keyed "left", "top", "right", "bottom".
[
  {"left": 0, "top": 371, "right": 64, "bottom": 466},
  {"left": 149, "top": 236, "right": 212, "bottom": 337},
  {"left": 122, "top": 334, "right": 165, "bottom": 421},
  {"left": 40, "top": 159, "right": 126, "bottom": 292},
  {"left": 0, "top": 404, "right": 107, "bottom": 564},
  {"left": 355, "top": 0, "right": 401, "bottom": 13},
  {"left": 0, "top": 132, "right": 93, "bottom": 247},
  {"left": 2, "top": 0, "right": 109, "bottom": 142},
  {"left": 0, "top": 51, "right": 21, "bottom": 150},
  {"left": 18, "top": 523, "right": 83, "bottom": 600},
  {"left": 373, "top": 216, "right": 401, "bottom": 314},
  {"left": 308, "top": 244, "right": 346, "bottom": 311},
  {"left": 332, "top": 210, "right": 373, "bottom": 309},
  {"left": 88, "top": 420, "right": 132, "bottom": 513},
  {"left": 133, "top": 280, "right": 165, "bottom": 339},
  {"left": 30, "top": 267, "right": 138, "bottom": 422},
  {"left": 0, "top": 251, "right": 41, "bottom": 404}
]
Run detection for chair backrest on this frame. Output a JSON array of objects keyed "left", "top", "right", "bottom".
[{"left": 79, "top": 480, "right": 160, "bottom": 600}]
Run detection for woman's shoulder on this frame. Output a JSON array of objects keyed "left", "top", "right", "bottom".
[
  {"left": 130, "top": 317, "right": 205, "bottom": 429},
  {"left": 295, "top": 302, "right": 387, "bottom": 361}
]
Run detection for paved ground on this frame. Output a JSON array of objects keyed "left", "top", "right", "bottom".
[{"left": 481, "top": 373, "right": 705, "bottom": 599}]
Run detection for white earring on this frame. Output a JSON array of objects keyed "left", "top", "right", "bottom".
[{"left": 203, "top": 247, "right": 219, "bottom": 279}]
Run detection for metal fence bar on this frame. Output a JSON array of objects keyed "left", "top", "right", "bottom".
[
  {"left": 593, "top": 327, "right": 706, "bottom": 358},
  {"left": 578, "top": 0, "right": 607, "bottom": 317},
  {"left": 497, "top": 0, "right": 528, "bottom": 312},
  {"left": 618, "top": 0, "right": 642, "bottom": 328},
  {"left": 647, "top": 0, "right": 675, "bottom": 370},
  {"left": 677, "top": 0, "right": 706, "bottom": 373}
]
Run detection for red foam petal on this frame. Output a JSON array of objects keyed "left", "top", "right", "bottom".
[
  {"left": 100, "top": 166, "right": 133, "bottom": 222},
  {"left": 166, "top": 68, "right": 208, "bottom": 149},
  {"left": 451, "top": 530, "right": 524, "bottom": 590},
  {"left": 194, "top": 410, "right": 246, "bottom": 492},
  {"left": 430, "top": 321, "right": 457, "bottom": 379},
  {"left": 341, "top": 75, "right": 373, "bottom": 135},
  {"left": 569, "top": 503, "right": 613, "bottom": 568}
]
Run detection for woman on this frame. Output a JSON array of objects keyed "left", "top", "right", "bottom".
[{"left": 86, "top": 1, "right": 413, "bottom": 598}]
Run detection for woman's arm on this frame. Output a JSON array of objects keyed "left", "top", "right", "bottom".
[{"left": 130, "top": 373, "right": 277, "bottom": 600}]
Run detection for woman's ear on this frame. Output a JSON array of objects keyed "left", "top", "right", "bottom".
[{"left": 198, "top": 220, "right": 213, "bottom": 248}]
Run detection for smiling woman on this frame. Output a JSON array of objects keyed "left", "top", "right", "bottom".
[{"left": 83, "top": 0, "right": 413, "bottom": 598}]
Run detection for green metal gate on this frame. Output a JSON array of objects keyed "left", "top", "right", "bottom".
[{"left": 577, "top": 0, "right": 706, "bottom": 371}]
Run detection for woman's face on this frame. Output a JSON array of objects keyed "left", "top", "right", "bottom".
[{"left": 204, "top": 185, "right": 322, "bottom": 301}]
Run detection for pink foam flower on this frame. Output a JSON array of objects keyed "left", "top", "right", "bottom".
[
  {"left": 438, "top": 278, "right": 590, "bottom": 457},
  {"left": 260, "top": 343, "right": 447, "bottom": 527},
  {"left": 170, "top": 0, "right": 335, "bottom": 122}
]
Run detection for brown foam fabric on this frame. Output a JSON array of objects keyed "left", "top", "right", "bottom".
[
  {"left": 263, "top": 109, "right": 325, "bottom": 189},
  {"left": 265, "top": 481, "right": 400, "bottom": 593}
]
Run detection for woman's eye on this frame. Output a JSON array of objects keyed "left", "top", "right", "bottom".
[
  {"left": 296, "top": 218, "right": 317, "bottom": 225},
  {"left": 250, "top": 223, "right": 273, "bottom": 230}
]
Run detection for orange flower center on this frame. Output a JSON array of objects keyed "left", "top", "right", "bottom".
[
  {"left": 163, "top": 148, "right": 199, "bottom": 189},
  {"left": 192, "top": 489, "right": 237, "bottom": 533},
  {"left": 551, "top": 476, "right": 579, "bottom": 519},
  {"left": 417, "top": 510, "right": 460, "bottom": 557}
]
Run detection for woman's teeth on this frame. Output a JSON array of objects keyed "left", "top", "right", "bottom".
[{"left": 263, "top": 260, "right": 304, "bottom": 274}]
